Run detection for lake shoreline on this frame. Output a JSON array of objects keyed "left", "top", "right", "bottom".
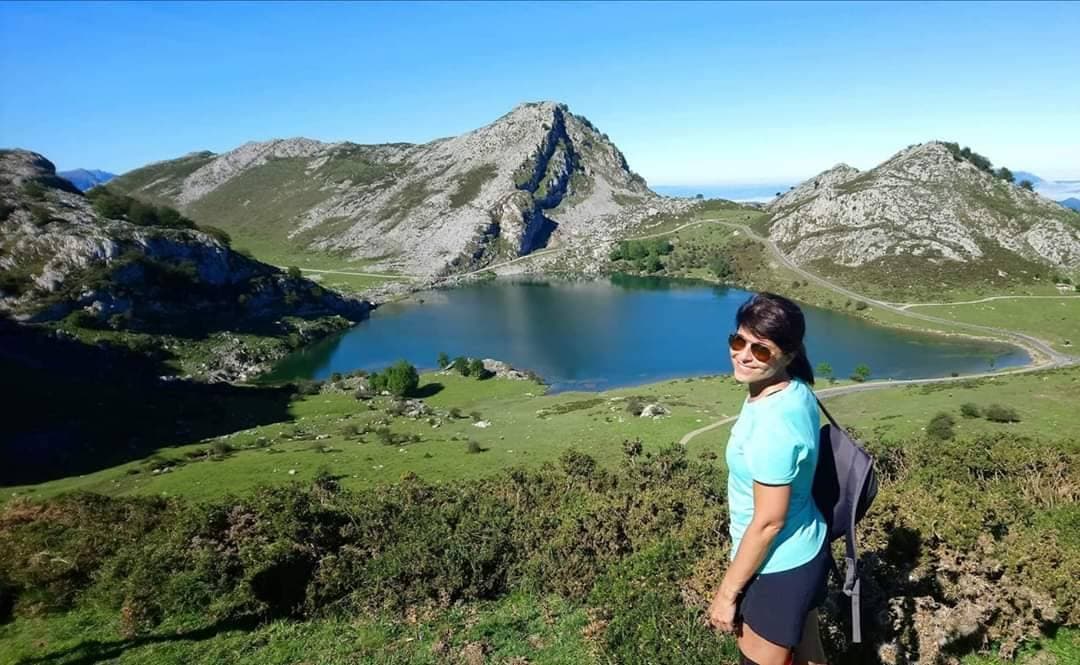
[{"left": 258, "top": 274, "right": 1040, "bottom": 391}]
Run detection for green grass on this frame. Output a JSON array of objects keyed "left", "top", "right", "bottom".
[
  {"left": 300, "top": 270, "right": 400, "bottom": 294},
  {"left": 4, "top": 372, "right": 750, "bottom": 503},
  {"left": 107, "top": 151, "right": 217, "bottom": 207},
  {"left": 908, "top": 296, "right": 1080, "bottom": 353},
  {"left": 0, "top": 592, "right": 594, "bottom": 665},
  {"left": 13, "top": 363, "right": 1080, "bottom": 505},
  {"left": 961, "top": 628, "right": 1080, "bottom": 664},
  {"left": 449, "top": 163, "right": 498, "bottom": 209},
  {"left": 822, "top": 365, "right": 1080, "bottom": 445}
]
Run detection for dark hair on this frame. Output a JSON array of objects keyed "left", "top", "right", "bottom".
[{"left": 735, "top": 292, "right": 814, "bottom": 385}]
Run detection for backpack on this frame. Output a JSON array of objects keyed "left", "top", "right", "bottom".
[{"left": 812, "top": 396, "right": 879, "bottom": 644}]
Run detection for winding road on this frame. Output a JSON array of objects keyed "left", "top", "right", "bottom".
[
  {"left": 290, "top": 215, "right": 1079, "bottom": 446},
  {"left": 676, "top": 222, "right": 1079, "bottom": 444}
]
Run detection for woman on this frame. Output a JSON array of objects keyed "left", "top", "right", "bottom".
[{"left": 707, "top": 292, "right": 830, "bottom": 665}]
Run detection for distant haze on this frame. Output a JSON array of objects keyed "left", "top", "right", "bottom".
[{"left": 651, "top": 184, "right": 790, "bottom": 203}]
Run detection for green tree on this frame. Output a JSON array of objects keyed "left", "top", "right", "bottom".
[
  {"left": 286, "top": 266, "right": 303, "bottom": 279},
  {"left": 468, "top": 358, "right": 486, "bottom": 378},
  {"left": 642, "top": 254, "right": 663, "bottom": 273},
  {"left": 91, "top": 192, "right": 128, "bottom": 219},
  {"left": 127, "top": 201, "right": 159, "bottom": 226},
  {"left": 815, "top": 362, "right": 833, "bottom": 381},
  {"left": 381, "top": 360, "right": 419, "bottom": 398},
  {"left": 1019, "top": 180, "right": 1035, "bottom": 191},
  {"left": 996, "top": 167, "right": 1015, "bottom": 183},
  {"left": 437, "top": 352, "right": 450, "bottom": 369},
  {"left": 708, "top": 254, "right": 733, "bottom": 280},
  {"left": 452, "top": 356, "right": 471, "bottom": 377},
  {"left": 850, "top": 363, "right": 871, "bottom": 382}
]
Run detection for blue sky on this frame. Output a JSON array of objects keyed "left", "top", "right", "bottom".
[{"left": 1, "top": 1, "right": 1078, "bottom": 184}]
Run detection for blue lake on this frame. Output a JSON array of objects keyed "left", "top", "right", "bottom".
[{"left": 263, "top": 276, "right": 1030, "bottom": 392}]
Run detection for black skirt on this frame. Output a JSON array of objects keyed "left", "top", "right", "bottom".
[{"left": 736, "top": 538, "right": 832, "bottom": 648}]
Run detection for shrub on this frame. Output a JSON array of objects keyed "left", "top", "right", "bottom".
[
  {"left": 200, "top": 225, "right": 232, "bottom": 246},
  {"left": 926, "top": 412, "right": 956, "bottom": 441},
  {"left": 466, "top": 439, "right": 482, "bottom": 454},
  {"left": 960, "top": 403, "right": 982, "bottom": 419},
  {"left": 468, "top": 358, "right": 487, "bottom": 379},
  {"left": 625, "top": 397, "right": 645, "bottom": 416},
  {"left": 293, "top": 379, "right": 322, "bottom": 396},
  {"left": 855, "top": 301, "right": 869, "bottom": 311},
  {"left": 210, "top": 441, "right": 234, "bottom": 458},
  {"left": 379, "top": 360, "right": 419, "bottom": 398},
  {"left": 437, "top": 352, "right": 449, "bottom": 369},
  {"left": 984, "top": 403, "right": 1021, "bottom": 423},
  {"left": 286, "top": 266, "right": 303, "bottom": 280},
  {"left": 850, "top": 363, "right": 871, "bottom": 382},
  {"left": 815, "top": 362, "right": 833, "bottom": 380},
  {"left": 449, "top": 407, "right": 463, "bottom": 419},
  {"left": 21, "top": 180, "right": 45, "bottom": 201}
]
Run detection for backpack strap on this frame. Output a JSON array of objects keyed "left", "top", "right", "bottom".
[
  {"left": 814, "top": 396, "right": 842, "bottom": 430},
  {"left": 815, "top": 394, "right": 867, "bottom": 644},
  {"left": 846, "top": 461, "right": 873, "bottom": 643}
]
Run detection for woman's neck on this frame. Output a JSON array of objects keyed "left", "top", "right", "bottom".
[{"left": 747, "top": 372, "right": 792, "bottom": 401}]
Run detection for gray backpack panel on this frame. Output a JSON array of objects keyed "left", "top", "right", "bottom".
[{"left": 812, "top": 396, "right": 879, "bottom": 644}]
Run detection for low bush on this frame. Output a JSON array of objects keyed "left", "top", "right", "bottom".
[
  {"left": 926, "top": 412, "right": 956, "bottom": 440},
  {"left": 2, "top": 434, "right": 1076, "bottom": 663},
  {"left": 960, "top": 402, "right": 981, "bottom": 418},
  {"left": 984, "top": 403, "right": 1021, "bottom": 423}
]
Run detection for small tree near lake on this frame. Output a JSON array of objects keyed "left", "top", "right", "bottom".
[
  {"left": 369, "top": 360, "right": 419, "bottom": 398},
  {"left": 850, "top": 363, "right": 871, "bottom": 382},
  {"left": 815, "top": 362, "right": 833, "bottom": 383}
]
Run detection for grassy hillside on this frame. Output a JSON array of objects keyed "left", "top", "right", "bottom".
[{"left": 2, "top": 363, "right": 1078, "bottom": 664}]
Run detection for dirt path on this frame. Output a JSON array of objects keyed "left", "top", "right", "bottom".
[
  {"left": 895, "top": 294, "right": 1080, "bottom": 309},
  {"left": 292, "top": 267, "right": 415, "bottom": 280},
  {"left": 677, "top": 221, "right": 1080, "bottom": 445}
]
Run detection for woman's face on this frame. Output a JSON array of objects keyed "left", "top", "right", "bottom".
[{"left": 729, "top": 326, "right": 791, "bottom": 384}]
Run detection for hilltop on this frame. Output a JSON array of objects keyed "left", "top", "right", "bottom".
[
  {"left": 763, "top": 142, "right": 1080, "bottom": 297},
  {"left": 0, "top": 149, "right": 372, "bottom": 381},
  {"left": 109, "top": 102, "right": 688, "bottom": 277}
]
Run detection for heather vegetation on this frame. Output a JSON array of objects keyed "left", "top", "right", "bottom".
[{"left": 1, "top": 424, "right": 1077, "bottom": 664}]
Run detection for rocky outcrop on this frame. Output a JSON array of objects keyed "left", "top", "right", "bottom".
[
  {"left": 0, "top": 149, "right": 371, "bottom": 331},
  {"left": 108, "top": 102, "right": 666, "bottom": 277},
  {"left": 765, "top": 142, "right": 1080, "bottom": 270}
]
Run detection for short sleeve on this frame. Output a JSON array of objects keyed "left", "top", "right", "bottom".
[{"left": 744, "top": 415, "right": 808, "bottom": 485}]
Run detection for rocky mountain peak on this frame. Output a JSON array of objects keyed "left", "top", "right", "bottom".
[
  {"left": 108, "top": 102, "right": 678, "bottom": 277},
  {"left": 764, "top": 140, "right": 1080, "bottom": 289}
]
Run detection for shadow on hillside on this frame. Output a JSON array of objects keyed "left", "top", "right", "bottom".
[
  {"left": 0, "top": 317, "right": 298, "bottom": 486},
  {"left": 413, "top": 382, "right": 444, "bottom": 398},
  {"left": 13, "top": 615, "right": 262, "bottom": 665}
]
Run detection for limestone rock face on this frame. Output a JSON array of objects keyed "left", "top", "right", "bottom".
[
  {"left": 0, "top": 149, "right": 371, "bottom": 325},
  {"left": 765, "top": 142, "right": 1080, "bottom": 270},
  {"left": 108, "top": 102, "right": 680, "bottom": 277}
]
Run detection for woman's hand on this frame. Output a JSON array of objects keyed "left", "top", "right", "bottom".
[{"left": 707, "top": 587, "right": 738, "bottom": 633}]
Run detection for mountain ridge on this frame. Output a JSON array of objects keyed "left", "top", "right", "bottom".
[
  {"left": 57, "top": 168, "right": 116, "bottom": 192},
  {"left": 109, "top": 102, "right": 688, "bottom": 277},
  {"left": 763, "top": 141, "right": 1080, "bottom": 294}
]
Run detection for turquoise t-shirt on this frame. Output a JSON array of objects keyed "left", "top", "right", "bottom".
[{"left": 725, "top": 378, "right": 827, "bottom": 574}]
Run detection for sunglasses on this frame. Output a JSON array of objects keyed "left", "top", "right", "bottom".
[{"left": 728, "top": 333, "right": 777, "bottom": 363}]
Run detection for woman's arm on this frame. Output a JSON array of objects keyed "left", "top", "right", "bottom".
[{"left": 708, "top": 482, "right": 791, "bottom": 631}]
